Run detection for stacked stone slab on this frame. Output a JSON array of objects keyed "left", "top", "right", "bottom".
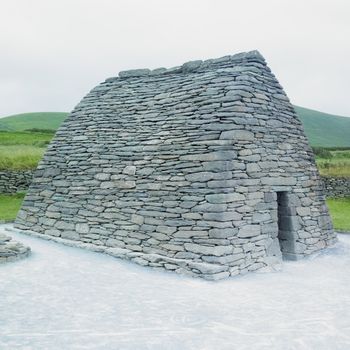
[
  {"left": 0, "top": 170, "right": 34, "bottom": 194},
  {"left": 0, "top": 233, "right": 30, "bottom": 263},
  {"left": 15, "top": 50, "right": 336, "bottom": 280},
  {"left": 322, "top": 176, "right": 350, "bottom": 198}
]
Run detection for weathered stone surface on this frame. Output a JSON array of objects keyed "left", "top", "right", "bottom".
[
  {"left": 209, "top": 228, "right": 237, "bottom": 239},
  {"left": 187, "top": 261, "right": 228, "bottom": 274},
  {"left": 101, "top": 181, "right": 136, "bottom": 189},
  {"left": 220, "top": 130, "right": 254, "bottom": 141},
  {"left": 185, "top": 172, "right": 214, "bottom": 182},
  {"left": 156, "top": 226, "right": 176, "bottom": 235},
  {"left": 95, "top": 173, "right": 110, "bottom": 181},
  {"left": 322, "top": 177, "right": 350, "bottom": 197},
  {"left": 123, "top": 166, "right": 136, "bottom": 176},
  {"left": 0, "top": 171, "right": 34, "bottom": 194},
  {"left": 61, "top": 231, "right": 80, "bottom": 240},
  {"left": 0, "top": 233, "right": 30, "bottom": 263},
  {"left": 55, "top": 221, "right": 75, "bottom": 231},
  {"left": 246, "top": 163, "right": 261, "bottom": 173},
  {"left": 238, "top": 225, "right": 261, "bottom": 238},
  {"left": 14, "top": 50, "right": 336, "bottom": 280},
  {"left": 252, "top": 212, "right": 271, "bottom": 223},
  {"left": 296, "top": 207, "right": 311, "bottom": 217},
  {"left": 38, "top": 217, "right": 56, "bottom": 226},
  {"left": 203, "top": 211, "right": 242, "bottom": 222},
  {"left": 119, "top": 69, "right": 150, "bottom": 77},
  {"left": 184, "top": 243, "right": 233, "bottom": 256},
  {"left": 174, "top": 230, "right": 208, "bottom": 238},
  {"left": 76, "top": 223, "right": 90, "bottom": 234},
  {"left": 261, "top": 177, "right": 297, "bottom": 186},
  {"left": 206, "top": 193, "right": 245, "bottom": 203},
  {"left": 131, "top": 214, "right": 144, "bottom": 225}
]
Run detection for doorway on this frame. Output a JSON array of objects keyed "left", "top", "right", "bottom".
[{"left": 276, "top": 191, "right": 297, "bottom": 259}]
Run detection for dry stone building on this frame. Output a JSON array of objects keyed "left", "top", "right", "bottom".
[{"left": 15, "top": 50, "right": 337, "bottom": 280}]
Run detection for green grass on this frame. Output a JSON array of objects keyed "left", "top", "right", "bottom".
[
  {"left": 327, "top": 197, "right": 350, "bottom": 232},
  {"left": 0, "top": 145, "right": 45, "bottom": 170},
  {"left": 0, "top": 112, "right": 68, "bottom": 132},
  {"left": 316, "top": 150, "right": 350, "bottom": 177},
  {"left": 294, "top": 106, "right": 350, "bottom": 148},
  {"left": 0, "top": 193, "right": 25, "bottom": 221},
  {"left": 0, "top": 131, "right": 53, "bottom": 146},
  {"left": 0, "top": 130, "right": 54, "bottom": 170}
]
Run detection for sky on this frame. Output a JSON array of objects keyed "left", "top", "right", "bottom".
[{"left": 0, "top": 0, "right": 349, "bottom": 117}]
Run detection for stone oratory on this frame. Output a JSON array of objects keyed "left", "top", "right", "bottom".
[{"left": 15, "top": 50, "right": 336, "bottom": 280}]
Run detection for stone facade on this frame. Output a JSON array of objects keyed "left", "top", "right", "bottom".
[
  {"left": 15, "top": 50, "right": 337, "bottom": 280},
  {"left": 3, "top": 169, "right": 348, "bottom": 200},
  {"left": 322, "top": 176, "right": 350, "bottom": 198},
  {"left": 4, "top": 170, "right": 348, "bottom": 200},
  {"left": 0, "top": 171, "right": 34, "bottom": 194}
]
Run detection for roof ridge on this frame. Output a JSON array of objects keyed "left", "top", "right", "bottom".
[{"left": 105, "top": 50, "right": 265, "bottom": 82}]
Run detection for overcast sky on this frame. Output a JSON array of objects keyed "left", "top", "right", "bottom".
[{"left": 1, "top": 0, "right": 349, "bottom": 117}]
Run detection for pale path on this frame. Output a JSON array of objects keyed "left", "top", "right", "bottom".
[{"left": 1, "top": 224, "right": 349, "bottom": 350}]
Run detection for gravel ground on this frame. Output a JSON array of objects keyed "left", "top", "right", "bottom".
[{"left": 1, "top": 224, "right": 349, "bottom": 350}]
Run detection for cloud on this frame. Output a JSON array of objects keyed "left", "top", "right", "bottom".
[{"left": 1, "top": 0, "right": 349, "bottom": 116}]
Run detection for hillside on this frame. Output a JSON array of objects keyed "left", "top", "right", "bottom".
[
  {"left": 1, "top": 107, "right": 349, "bottom": 148},
  {"left": 0, "top": 112, "right": 68, "bottom": 132},
  {"left": 294, "top": 106, "right": 350, "bottom": 148}
]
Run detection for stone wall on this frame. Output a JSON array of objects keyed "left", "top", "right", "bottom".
[
  {"left": 0, "top": 171, "right": 34, "bottom": 194},
  {"left": 322, "top": 176, "right": 350, "bottom": 198},
  {"left": 15, "top": 50, "right": 336, "bottom": 280},
  {"left": 3, "top": 170, "right": 349, "bottom": 199}
]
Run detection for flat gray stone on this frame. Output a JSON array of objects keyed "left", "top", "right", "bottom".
[
  {"left": 206, "top": 193, "right": 245, "bottom": 203},
  {"left": 76, "top": 223, "right": 90, "bottom": 234},
  {"left": 220, "top": 130, "right": 254, "bottom": 141},
  {"left": 184, "top": 243, "right": 233, "bottom": 256},
  {"left": 238, "top": 225, "right": 261, "bottom": 238},
  {"left": 119, "top": 69, "right": 151, "bottom": 78}
]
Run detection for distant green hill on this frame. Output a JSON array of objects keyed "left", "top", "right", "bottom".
[
  {"left": 294, "top": 106, "right": 350, "bottom": 148},
  {"left": 1, "top": 107, "right": 349, "bottom": 148},
  {"left": 0, "top": 112, "right": 68, "bottom": 132}
]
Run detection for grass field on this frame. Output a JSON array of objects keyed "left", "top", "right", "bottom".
[
  {"left": 0, "top": 131, "right": 53, "bottom": 146},
  {"left": 0, "top": 193, "right": 25, "bottom": 221},
  {"left": 0, "top": 145, "right": 45, "bottom": 170},
  {"left": 0, "top": 112, "right": 68, "bottom": 132},
  {"left": 316, "top": 150, "right": 350, "bottom": 177},
  {"left": 326, "top": 198, "right": 350, "bottom": 232},
  {"left": 0, "top": 131, "right": 53, "bottom": 170}
]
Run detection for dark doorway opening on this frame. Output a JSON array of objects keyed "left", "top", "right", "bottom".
[{"left": 277, "top": 191, "right": 296, "bottom": 259}]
